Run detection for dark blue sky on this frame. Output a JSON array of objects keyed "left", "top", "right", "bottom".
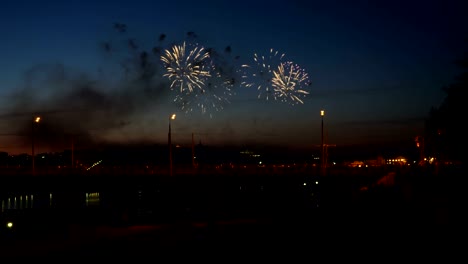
[{"left": 0, "top": 0, "right": 467, "bottom": 155}]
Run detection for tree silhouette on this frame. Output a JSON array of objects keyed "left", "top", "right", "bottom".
[{"left": 425, "top": 52, "right": 467, "bottom": 165}]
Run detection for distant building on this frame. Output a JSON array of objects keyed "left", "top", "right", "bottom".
[
  {"left": 386, "top": 156, "right": 408, "bottom": 165},
  {"left": 366, "top": 156, "right": 386, "bottom": 166},
  {"left": 348, "top": 161, "right": 365, "bottom": 167}
]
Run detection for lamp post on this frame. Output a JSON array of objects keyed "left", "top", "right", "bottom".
[
  {"left": 71, "top": 134, "right": 74, "bottom": 169},
  {"left": 168, "top": 113, "right": 176, "bottom": 177},
  {"left": 320, "top": 110, "right": 325, "bottom": 176},
  {"left": 32, "top": 116, "right": 41, "bottom": 176},
  {"left": 191, "top": 132, "right": 196, "bottom": 168}
]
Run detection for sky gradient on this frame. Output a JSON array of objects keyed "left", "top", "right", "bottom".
[{"left": 0, "top": 0, "right": 467, "bottom": 155}]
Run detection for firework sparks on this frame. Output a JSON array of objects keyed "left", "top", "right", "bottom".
[
  {"left": 240, "top": 48, "right": 285, "bottom": 101},
  {"left": 160, "top": 42, "right": 211, "bottom": 93},
  {"left": 271, "top": 61, "right": 311, "bottom": 105},
  {"left": 174, "top": 71, "right": 234, "bottom": 118},
  {"left": 172, "top": 45, "right": 239, "bottom": 117}
]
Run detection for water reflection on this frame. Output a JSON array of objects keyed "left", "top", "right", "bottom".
[
  {"left": 2, "top": 194, "right": 35, "bottom": 212},
  {"left": 1, "top": 175, "right": 321, "bottom": 237},
  {"left": 85, "top": 192, "right": 100, "bottom": 207},
  {"left": 1, "top": 191, "right": 103, "bottom": 216}
]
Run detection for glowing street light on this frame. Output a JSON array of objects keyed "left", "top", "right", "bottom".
[
  {"left": 168, "top": 113, "right": 176, "bottom": 176},
  {"left": 32, "top": 116, "right": 41, "bottom": 176}
]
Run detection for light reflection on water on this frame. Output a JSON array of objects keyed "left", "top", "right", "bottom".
[
  {"left": 1, "top": 192, "right": 101, "bottom": 213},
  {"left": 85, "top": 192, "right": 100, "bottom": 207},
  {"left": 2, "top": 194, "right": 34, "bottom": 212},
  {"left": 1, "top": 177, "right": 321, "bottom": 230}
]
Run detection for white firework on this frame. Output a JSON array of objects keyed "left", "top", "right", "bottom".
[
  {"left": 160, "top": 41, "right": 211, "bottom": 93},
  {"left": 271, "top": 61, "right": 311, "bottom": 105},
  {"left": 174, "top": 71, "right": 234, "bottom": 118},
  {"left": 171, "top": 46, "right": 237, "bottom": 117},
  {"left": 240, "top": 48, "right": 285, "bottom": 101}
]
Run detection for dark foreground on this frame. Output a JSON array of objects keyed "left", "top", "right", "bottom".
[{"left": 0, "top": 166, "right": 466, "bottom": 260}]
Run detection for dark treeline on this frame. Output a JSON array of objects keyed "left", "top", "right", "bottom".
[{"left": 424, "top": 51, "right": 467, "bottom": 165}]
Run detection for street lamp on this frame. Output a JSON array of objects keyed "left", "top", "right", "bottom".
[
  {"left": 168, "top": 113, "right": 176, "bottom": 177},
  {"left": 320, "top": 110, "right": 325, "bottom": 176},
  {"left": 32, "top": 116, "right": 41, "bottom": 176},
  {"left": 71, "top": 134, "right": 75, "bottom": 169}
]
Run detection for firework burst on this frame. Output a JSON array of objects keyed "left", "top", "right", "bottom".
[
  {"left": 160, "top": 41, "right": 211, "bottom": 93},
  {"left": 174, "top": 70, "right": 234, "bottom": 118},
  {"left": 171, "top": 45, "right": 239, "bottom": 117},
  {"left": 271, "top": 61, "right": 311, "bottom": 105},
  {"left": 240, "top": 48, "right": 285, "bottom": 101}
]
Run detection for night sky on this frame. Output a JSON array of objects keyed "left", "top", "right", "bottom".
[{"left": 0, "top": 0, "right": 467, "bottom": 156}]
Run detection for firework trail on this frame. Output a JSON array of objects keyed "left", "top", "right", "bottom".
[
  {"left": 160, "top": 41, "right": 212, "bottom": 93},
  {"left": 271, "top": 61, "right": 311, "bottom": 105},
  {"left": 174, "top": 86, "right": 230, "bottom": 118},
  {"left": 240, "top": 48, "right": 285, "bottom": 101},
  {"left": 173, "top": 58, "right": 235, "bottom": 118}
]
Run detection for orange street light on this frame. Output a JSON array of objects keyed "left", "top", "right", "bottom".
[
  {"left": 32, "top": 116, "right": 41, "bottom": 176},
  {"left": 169, "top": 113, "right": 176, "bottom": 176}
]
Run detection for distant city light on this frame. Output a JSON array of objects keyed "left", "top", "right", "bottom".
[{"left": 87, "top": 160, "right": 103, "bottom": 171}]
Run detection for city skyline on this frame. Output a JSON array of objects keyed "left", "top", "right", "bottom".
[{"left": 1, "top": 0, "right": 467, "bottom": 155}]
